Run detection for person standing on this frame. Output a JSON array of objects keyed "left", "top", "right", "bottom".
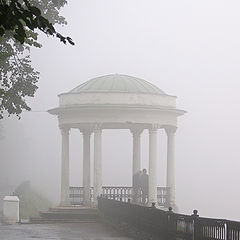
[
  {"left": 140, "top": 168, "right": 149, "bottom": 205},
  {"left": 132, "top": 170, "right": 142, "bottom": 203}
]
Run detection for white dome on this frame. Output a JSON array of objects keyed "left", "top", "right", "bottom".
[{"left": 70, "top": 74, "right": 166, "bottom": 95}]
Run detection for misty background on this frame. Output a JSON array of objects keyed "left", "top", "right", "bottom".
[{"left": 1, "top": 0, "right": 240, "bottom": 220}]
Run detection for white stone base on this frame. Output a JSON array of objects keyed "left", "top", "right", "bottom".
[{"left": 3, "top": 196, "right": 19, "bottom": 224}]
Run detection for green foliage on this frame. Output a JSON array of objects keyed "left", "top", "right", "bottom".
[
  {"left": 0, "top": 33, "right": 39, "bottom": 118},
  {"left": 0, "top": 0, "right": 73, "bottom": 119},
  {"left": 0, "top": 0, "right": 74, "bottom": 45},
  {"left": 14, "top": 181, "right": 52, "bottom": 219}
]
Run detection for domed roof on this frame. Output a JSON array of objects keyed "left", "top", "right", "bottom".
[{"left": 70, "top": 74, "right": 165, "bottom": 95}]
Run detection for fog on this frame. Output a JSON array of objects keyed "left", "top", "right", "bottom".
[{"left": 1, "top": 0, "right": 240, "bottom": 221}]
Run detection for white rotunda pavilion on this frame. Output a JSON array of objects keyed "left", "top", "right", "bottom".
[{"left": 48, "top": 74, "right": 186, "bottom": 208}]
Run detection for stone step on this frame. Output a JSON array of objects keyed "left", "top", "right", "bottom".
[
  {"left": 40, "top": 212, "right": 99, "bottom": 219},
  {"left": 48, "top": 207, "right": 98, "bottom": 214},
  {"left": 38, "top": 207, "right": 100, "bottom": 221}
]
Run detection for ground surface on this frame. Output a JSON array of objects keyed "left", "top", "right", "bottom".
[{"left": 0, "top": 222, "right": 133, "bottom": 240}]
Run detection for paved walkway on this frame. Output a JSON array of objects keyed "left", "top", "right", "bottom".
[{"left": 0, "top": 222, "right": 133, "bottom": 240}]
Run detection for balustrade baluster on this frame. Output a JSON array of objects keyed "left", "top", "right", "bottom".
[{"left": 69, "top": 186, "right": 169, "bottom": 206}]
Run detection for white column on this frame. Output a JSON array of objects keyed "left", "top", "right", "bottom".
[
  {"left": 60, "top": 127, "right": 70, "bottom": 206},
  {"left": 148, "top": 125, "right": 158, "bottom": 205},
  {"left": 93, "top": 124, "right": 102, "bottom": 204},
  {"left": 131, "top": 128, "right": 143, "bottom": 176},
  {"left": 165, "top": 126, "right": 177, "bottom": 206},
  {"left": 81, "top": 129, "right": 92, "bottom": 206}
]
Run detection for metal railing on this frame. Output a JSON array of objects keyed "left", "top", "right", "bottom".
[
  {"left": 98, "top": 197, "right": 240, "bottom": 240},
  {"left": 69, "top": 186, "right": 170, "bottom": 207}
]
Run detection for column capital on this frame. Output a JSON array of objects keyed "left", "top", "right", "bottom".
[
  {"left": 60, "top": 126, "right": 70, "bottom": 135},
  {"left": 148, "top": 124, "right": 160, "bottom": 134},
  {"left": 94, "top": 123, "right": 102, "bottom": 133},
  {"left": 130, "top": 127, "right": 144, "bottom": 136},
  {"left": 79, "top": 128, "right": 93, "bottom": 136},
  {"left": 164, "top": 126, "right": 177, "bottom": 136}
]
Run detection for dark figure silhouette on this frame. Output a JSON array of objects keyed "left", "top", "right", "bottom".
[
  {"left": 132, "top": 170, "right": 142, "bottom": 203},
  {"left": 140, "top": 168, "right": 148, "bottom": 205}
]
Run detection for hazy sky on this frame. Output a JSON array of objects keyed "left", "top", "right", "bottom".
[{"left": 1, "top": 0, "right": 240, "bottom": 220}]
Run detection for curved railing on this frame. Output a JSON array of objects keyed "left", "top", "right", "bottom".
[{"left": 98, "top": 197, "right": 240, "bottom": 240}]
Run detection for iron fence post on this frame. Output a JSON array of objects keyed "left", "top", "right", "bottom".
[
  {"left": 192, "top": 210, "right": 199, "bottom": 240},
  {"left": 151, "top": 202, "right": 156, "bottom": 208}
]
